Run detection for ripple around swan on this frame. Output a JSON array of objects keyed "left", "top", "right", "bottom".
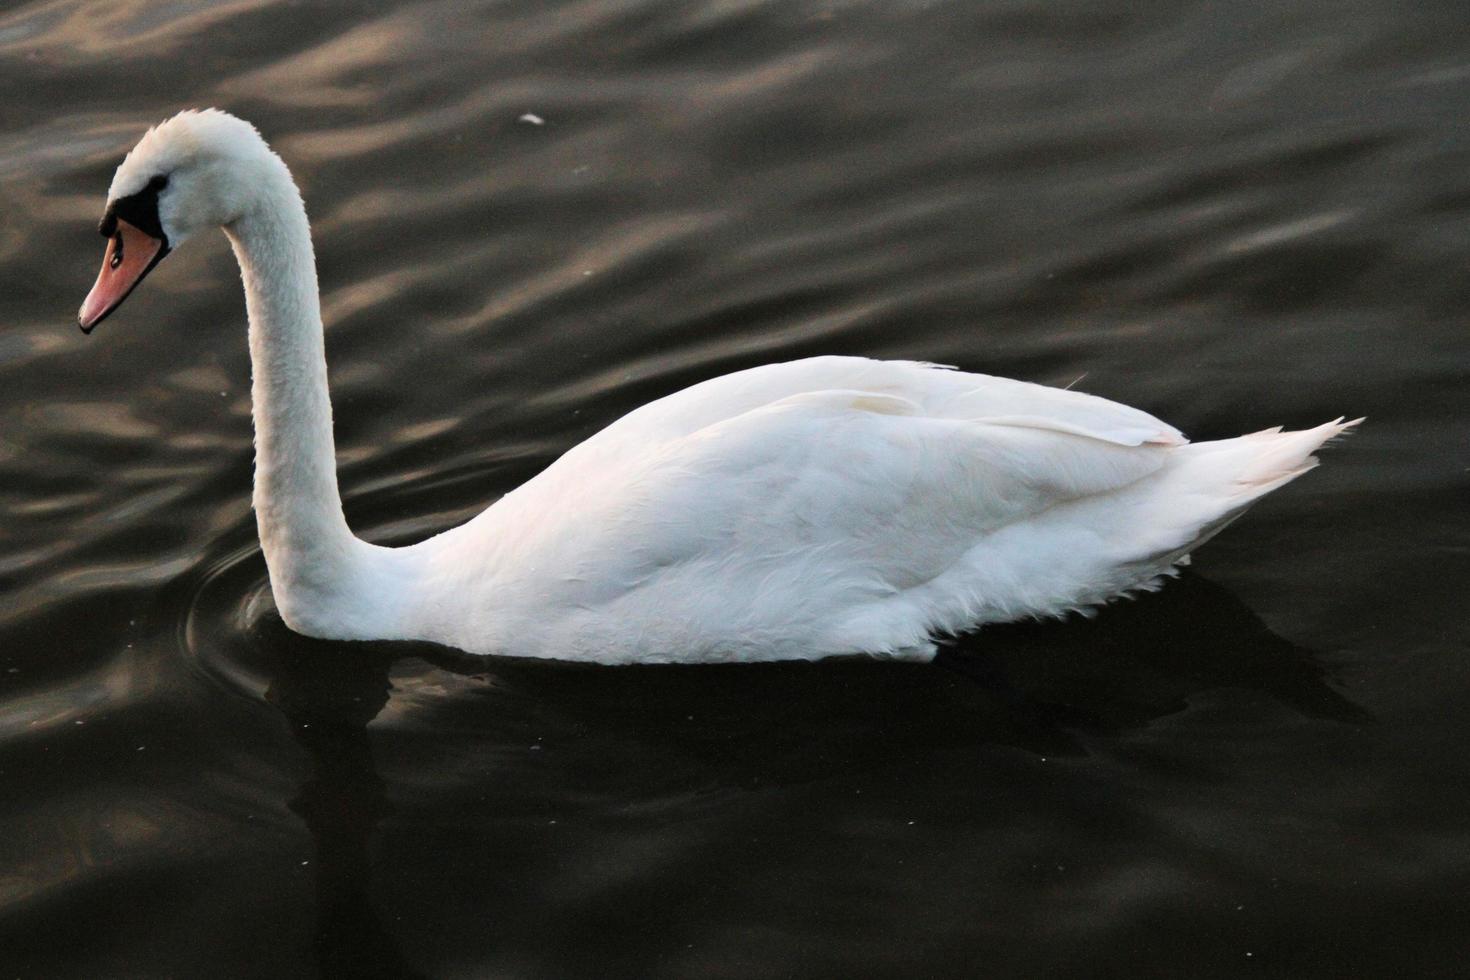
[
  {"left": 178, "top": 536, "right": 277, "bottom": 705},
  {"left": 175, "top": 507, "right": 517, "bottom": 729},
  {"left": 174, "top": 527, "right": 464, "bottom": 702}
]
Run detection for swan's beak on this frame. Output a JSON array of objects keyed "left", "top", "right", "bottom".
[{"left": 78, "top": 217, "right": 169, "bottom": 334}]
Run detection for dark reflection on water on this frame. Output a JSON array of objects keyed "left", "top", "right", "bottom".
[
  {"left": 266, "top": 644, "right": 422, "bottom": 980},
  {"left": 2, "top": 0, "right": 1469, "bottom": 976},
  {"left": 246, "top": 572, "right": 1366, "bottom": 979}
]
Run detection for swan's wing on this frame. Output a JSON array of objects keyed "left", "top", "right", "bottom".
[
  {"left": 670, "top": 387, "right": 1171, "bottom": 536},
  {"left": 582, "top": 356, "right": 1184, "bottom": 454},
  {"left": 497, "top": 386, "right": 1171, "bottom": 602}
]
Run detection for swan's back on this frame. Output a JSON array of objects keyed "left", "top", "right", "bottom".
[{"left": 589, "top": 356, "right": 1184, "bottom": 449}]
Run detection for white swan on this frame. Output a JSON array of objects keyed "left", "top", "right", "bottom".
[{"left": 79, "top": 110, "right": 1356, "bottom": 664}]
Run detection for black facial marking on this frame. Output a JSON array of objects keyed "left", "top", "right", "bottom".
[{"left": 98, "top": 173, "right": 169, "bottom": 241}]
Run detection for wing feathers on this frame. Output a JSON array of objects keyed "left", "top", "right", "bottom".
[
  {"left": 968, "top": 413, "right": 1184, "bottom": 447},
  {"left": 600, "top": 356, "right": 1182, "bottom": 449}
]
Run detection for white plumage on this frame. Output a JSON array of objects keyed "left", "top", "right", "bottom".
[{"left": 83, "top": 110, "right": 1357, "bottom": 664}]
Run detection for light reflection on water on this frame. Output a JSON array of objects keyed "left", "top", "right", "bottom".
[{"left": 1, "top": 0, "right": 1468, "bottom": 976}]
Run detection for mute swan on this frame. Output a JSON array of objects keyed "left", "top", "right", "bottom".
[{"left": 78, "top": 110, "right": 1356, "bottom": 664}]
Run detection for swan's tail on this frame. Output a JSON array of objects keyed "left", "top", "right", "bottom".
[
  {"left": 1114, "top": 416, "right": 1362, "bottom": 575},
  {"left": 858, "top": 416, "right": 1359, "bottom": 644},
  {"left": 1175, "top": 416, "right": 1358, "bottom": 519},
  {"left": 1017, "top": 417, "right": 1361, "bottom": 617}
]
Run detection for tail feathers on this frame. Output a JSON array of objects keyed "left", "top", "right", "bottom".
[
  {"left": 1223, "top": 416, "right": 1362, "bottom": 501},
  {"left": 920, "top": 417, "right": 1360, "bottom": 631},
  {"left": 1120, "top": 416, "right": 1361, "bottom": 570}
]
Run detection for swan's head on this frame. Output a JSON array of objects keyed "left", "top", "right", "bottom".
[{"left": 79, "top": 108, "right": 282, "bottom": 333}]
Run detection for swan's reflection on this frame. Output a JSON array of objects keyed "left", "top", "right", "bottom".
[
  {"left": 939, "top": 572, "right": 1369, "bottom": 733},
  {"left": 252, "top": 571, "right": 1364, "bottom": 976},
  {"left": 262, "top": 643, "right": 434, "bottom": 980}
]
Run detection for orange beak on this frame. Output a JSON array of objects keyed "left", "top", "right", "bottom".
[{"left": 78, "top": 217, "right": 169, "bottom": 333}]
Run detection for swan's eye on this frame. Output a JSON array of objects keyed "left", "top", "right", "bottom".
[
  {"left": 148, "top": 174, "right": 168, "bottom": 192},
  {"left": 110, "top": 232, "right": 123, "bottom": 269}
]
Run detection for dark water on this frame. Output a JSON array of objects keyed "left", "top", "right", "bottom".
[{"left": 2, "top": 1, "right": 1468, "bottom": 976}]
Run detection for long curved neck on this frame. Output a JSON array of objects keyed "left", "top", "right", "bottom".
[{"left": 224, "top": 164, "right": 371, "bottom": 636}]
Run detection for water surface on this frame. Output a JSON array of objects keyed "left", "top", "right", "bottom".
[{"left": 2, "top": 1, "right": 1468, "bottom": 976}]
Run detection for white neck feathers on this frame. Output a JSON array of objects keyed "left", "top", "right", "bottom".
[{"left": 223, "top": 154, "right": 397, "bottom": 639}]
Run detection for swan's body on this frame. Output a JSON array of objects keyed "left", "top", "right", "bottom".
[{"left": 80, "top": 110, "right": 1356, "bottom": 664}]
